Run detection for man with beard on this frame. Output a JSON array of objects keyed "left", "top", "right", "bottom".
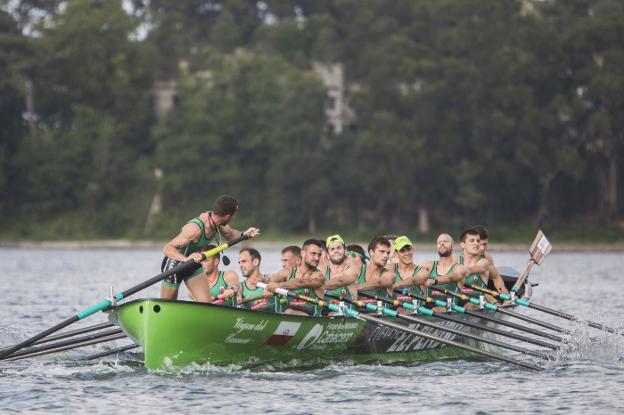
[
  {"left": 160, "top": 195, "right": 260, "bottom": 300},
  {"left": 238, "top": 248, "right": 276, "bottom": 312},
  {"left": 472, "top": 225, "right": 509, "bottom": 295},
  {"left": 323, "top": 235, "right": 357, "bottom": 307},
  {"left": 408, "top": 233, "right": 464, "bottom": 310},
  {"left": 267, "top": 239, "right": 325, "bottom": 316},
  {"left": 280, "top": 245, "right": 302, "bottom": 270}
]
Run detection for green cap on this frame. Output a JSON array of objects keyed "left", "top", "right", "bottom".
[
  {"left": 394, "top": 236, "right": 413, "bottom": 251},
  {"left": 325, "top": 234, "right": 345, "bottom": 248}
]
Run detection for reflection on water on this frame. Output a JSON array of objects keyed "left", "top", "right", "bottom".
[{"left": 1, "top": 248, "right": 624, "bottom": 414}]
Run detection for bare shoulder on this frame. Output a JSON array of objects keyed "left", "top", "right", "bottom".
[
  {"left": 223, "top": 270, "right": 240, "bottom": 284},
  {"left": 419, "top": 260, "right": 434, "bottom": 271}
]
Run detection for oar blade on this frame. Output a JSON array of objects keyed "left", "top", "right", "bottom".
[{"left": 530, "top": 230, "right": 552, "bottom": 265}]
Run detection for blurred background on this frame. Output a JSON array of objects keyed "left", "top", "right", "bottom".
[{"left": 1, "top": 0, "right": 623, "bottom": 244}]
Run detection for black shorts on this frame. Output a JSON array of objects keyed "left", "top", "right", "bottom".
[{"left": 161, "top": 257, "right": 197, "bottom": 288}]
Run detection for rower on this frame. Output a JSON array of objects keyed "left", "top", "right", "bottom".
[
  {"left": 238, "top": 248, "right": 276, "bottom": 312},
  {"left": 383, "top": 234, "right": 399, "bottom": 265},
  {"left": 472, "top": 225, "right": 509, "bottom": 295},
  {"left": 357, "top": 236, "right": 396, "bottom": 303},
  {"left": 160, "top": 195, "right": 260, "bottom": 300},
  {"left": 280, "top": 245, "right": 302, "bottom": 270},
  {"left": 346, "top": 244, "right": 368, "bottom": 268},
  {"left": 185, "top": 245, "right": 240, "bottom": 304},
  {"left": 456, "top": 228, "right": 491, "bottom": 309},
  {"left": 392, "top": 236, "right": 424, "bottom": 302},
  {"left": 323, "top": 235, "right": 358, "bottom": 313},
  {"left": 416, "top": 233, "right": 464, "bottom": 311},
  {"left": 266, "top": 239, "right": 325, "bottom": 316}
]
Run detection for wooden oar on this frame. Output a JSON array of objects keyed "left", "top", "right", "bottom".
[
  {"left": 444, "top": 286, "right": 572, "bottom": 335},
  {"left": 257, "top": 283, "right": 543, "bottom": 371},
  {"left": 362, "top": 291, "right": 559, "bottom": 350},
  {"left": 328, "top": 292, "right": 550, "bottom": 360},
  {"left": 3, "top": 333, "right": 127, "bottom": 362},
  {"left": 436, "top": 286, "right": 571, "bottom": 334},
  {"left": 393, "top": 289, "right": 563, "bottom": 342},
  {"left": 85, "top": 344, "right": 139, "bottom": 361},
  {"left": 510, "top": 230, "right": 552, "bottom": 295},
  {"left": 0, "top": 234, "right": 250, "bottom": 360},
  {"left": 472, "top": 284, "right": 623, "bottom": 335}
]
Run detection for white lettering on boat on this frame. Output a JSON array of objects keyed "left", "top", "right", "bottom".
[
  {"left": 224, "top": 318, "right": 269, "bottom": 344},
  {"left": 386, "top": 322, "right": 462, "bottom": 352},
  {"left": 295, "top": 322, "right": 358, "bottom": 350}
]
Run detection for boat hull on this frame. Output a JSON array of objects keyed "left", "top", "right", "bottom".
[{"left": 108, "top": 299, "right": 512, "bottom": 370}]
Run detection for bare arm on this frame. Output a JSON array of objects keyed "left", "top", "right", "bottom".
[
  {"left": 268, "top": 268, "right": 291, "bottom": 283},
  {"left": 489, "top": 264, "right": 509, "bottom": 293},
  {"left": 464, "top": 257, "right": 490, "bottom": 275},
  {"left": 324, "top": 265, "right": 359, "bottom": 289},
  {"left": 162, "top": 223, "right": 201, "bottom": 262},
  {"left": 271, "top": 271, "right": 325, "bottom": 291},
  {"left": 427, "top": 265, "right": 467, "bottom": 286},
  {"left": 358, "top": 270, "right": 395, "bottom": 291},
  {"left": 220, "top": 225, "right": 261, "bottom": 241}
]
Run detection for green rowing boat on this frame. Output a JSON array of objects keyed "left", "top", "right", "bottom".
[{"left": 107, "top": 297, "right": 523, "bottom": 370}]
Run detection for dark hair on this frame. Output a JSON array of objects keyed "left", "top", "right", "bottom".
[
  {"left": 346, "top": 244, "right": 367, "bottom": 261},
  {"left": 317, "top": 239, "right": 327, "bottom": 249},
  {"left": 302, "top": 239, "right": 323, "bottom": 250},
  {"left": 213, "top": 195, "right": 239, "bottom": 216},
  {"left": 281, "top": 245, "right": 301, "bottom": 258},
  {"left": 460, "top": 228, "right": 479, "bottom": 242},
  {"left": 200, "top": 244, "right": 220, "bottom": 259},
  {"left": 382, "top": 234, "right": 399, "bottom": 241},
  {"left": 240, "top": 247, "right": 261, "bottom": 262},
  {"left": 368, "top": 236, "right": 391, "bottom": 252},
  {"left": 472, "top": 225, "right": 489, "bottom": 240}
]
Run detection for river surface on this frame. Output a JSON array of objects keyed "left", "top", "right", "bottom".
[{"left": 1, "top": 247, "right": 623, "bottom": 414}]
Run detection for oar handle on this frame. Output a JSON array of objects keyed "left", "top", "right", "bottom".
[{"left": 258, "top": 283, "right": 358, "bottom": 317}]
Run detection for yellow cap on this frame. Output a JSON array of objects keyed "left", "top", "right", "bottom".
[
  {"left": 394, "top": 236, "right": 413, "bottom": 251},
  {"left": 325, "top": 234, "right": 345, "bottom": 248}
]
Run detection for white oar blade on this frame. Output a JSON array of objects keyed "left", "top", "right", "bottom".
[{"left": 530, "top": 230, "right": 552, "bottom": 265}]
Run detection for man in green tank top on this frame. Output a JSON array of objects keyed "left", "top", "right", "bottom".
[
  {"left": 473, "top": 225, "right": 509, "bottom": 295},
  {"left": 266, "top": 239, "right": 325, "bottom": 316},
  {"left": 160, "top": 195, "right": 260, "bottom": 301},
  {"left": 411, "top": 233, "right": 465, "bottom": 311},
  {"left": 280, "top": 245, "right": 302, "bottom": 270},
  {"left": 356, "top": 236, "right": 396, "bottom": 300},
  {"left": 169, "top": 244, "right": 240, "bottom": 304},
  {"left": 322, "top": 235, "right": 358, "bottom": 313},
  {"left": 238, "top": 248, "right": 276, "bottom": 312},
  {"left": 456, "top": 228, "right": 491, "bottom": 309},
  {"left": 392, "top": 236, "right": 424, "bottom": 301}
]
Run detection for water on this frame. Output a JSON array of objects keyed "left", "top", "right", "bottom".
[{"left": 1, "top": 247, "right": 624, "bottom": 414}]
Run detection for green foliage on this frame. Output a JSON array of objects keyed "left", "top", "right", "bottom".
[{"left": 2, "top": 0, "right": 624, "bottom": 242}]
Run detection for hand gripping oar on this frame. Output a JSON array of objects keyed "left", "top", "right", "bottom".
[
  {"left": 256, "top": 283, "right": 542, "bottom": 371},
  {"left": 407, "top": 288, "right": 562, "bottom": 342},
  {"left": 470, "top": 284, "right": 623, "bottom": 336},
  {"left": 392, "top": 289, "right": 562, "bottom": 347},
  {"left": 436, "top": 286, "right": 571, "bottom": 335},
  {"left": 0, "top": 234, "right": 250, "bottom": 360},
  {"left": 332, "top": 292, "right": 550, "bottom": 360}
]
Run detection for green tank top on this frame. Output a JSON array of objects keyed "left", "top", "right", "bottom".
[
  {"left": 241, "top": 276, "right": 275, "bottom": 312},
  {"left": 427, "top": 260, "right": 460, "bottom": 300},
  {"left": 287, "top": 267, "right": 321, "bottom": 316},
  {"left": 210, "top": 271, "right": 235, "bottom": 306},
  {"left": 176, "top": 217, "right": 220, "bottom": 255},
  {"left": 394, "top": 263, "right": 423, "bottom": 298},
  {"left": 357, "top": 263, "right": 391, "bottom": 299},
  {"left": 459, "top": 255, "right": 487, "bottom": 288},
  {"left": 324, "top": 264, "right": 352, "bottom": 299}
]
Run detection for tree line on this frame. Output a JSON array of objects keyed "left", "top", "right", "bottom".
[{"left": 1, "top": 0, "right": 623, "bottom": 240}]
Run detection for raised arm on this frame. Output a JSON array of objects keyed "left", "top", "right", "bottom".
[{"left": 220, "top": 225, "right": 261, "bottom": 241}]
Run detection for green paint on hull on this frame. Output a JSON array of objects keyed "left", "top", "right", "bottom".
[{"left": 108, "top": 299, "right": 502, "bottom": 370}]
